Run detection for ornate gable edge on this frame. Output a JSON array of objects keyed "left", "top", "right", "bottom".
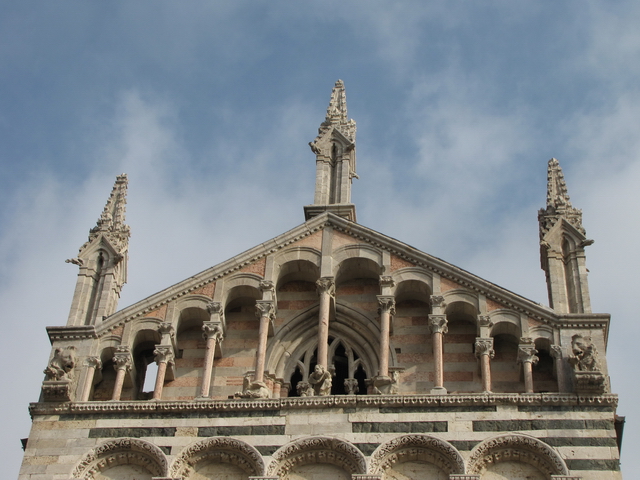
[
  {"left": 90, "top": 211, "right": 609, "bottom": 338},
  {"left": 325, "top": 215, "right": 608, "bottom": 332},
  {"left": 92, "top": 217, "right": 328, "bottom": 337}
]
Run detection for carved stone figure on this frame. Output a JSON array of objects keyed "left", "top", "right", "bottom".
[
  {"left": 568, "top": 334, "right": 601, "bottom": 372},
  {"left": 308, "top": 364, "right": 332, "bottom": 396},
  {"left": 44, "top": 346, "right": 77, "bottom": 381},
  {"left": 344, "top": 378, "right": 359, "bottom": 395},
  {"left": 235, "top": 373, "right": 270, "bottom": 399},
  {"left": 296, "top": 381, "right": 314, "bottom": 397}
]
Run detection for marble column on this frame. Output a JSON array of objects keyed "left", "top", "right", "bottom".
[
  {"left": 111, "top": 346, "right": 132, "bottom": 401},
  {"left": 429, "top": 314, "right": 448, "bottom": 394},
  {"left": 80, "top": 356, "right": 102, "bottom": 402},
  {"left": 518, "top": 338, "right": 539, "bottom": 393},
  {"left": 550, "top": 345, "right": 566, "bottom": 393},
  {"left": 254, "top": 301, "right": 275, "bottom": 383},
  {"left": 316, "top": 277, "right": 335, "bottom": 368},
  {"left": 377, "top": 295, "right": 395, "bottom": 377},
  {"left": 152, "top": 345, "right": 175, "bottom": 400},
  {"left": 475, "top": 337, "right": 495, "bottom": 392},
  {"left": 198, "top": 322, "right": 223, "bottom": 398}
]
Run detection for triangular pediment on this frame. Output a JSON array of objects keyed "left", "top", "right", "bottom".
[{"left": 90, "top": 212, "right": 577, "bottom": 338}]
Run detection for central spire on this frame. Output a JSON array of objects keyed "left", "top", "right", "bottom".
[{"left": 304, "top": 80, "right": 358, "bottom": 222}]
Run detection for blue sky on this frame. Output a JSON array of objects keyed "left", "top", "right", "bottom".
[{"left": 2, "top": 2, "right": 639, "bottom": 477}]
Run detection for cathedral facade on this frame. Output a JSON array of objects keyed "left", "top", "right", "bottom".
[{"left": 19, "top": 81, "right": 622, "bottom": 479}]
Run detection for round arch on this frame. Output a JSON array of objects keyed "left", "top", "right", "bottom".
[
  {"left": 72, "top": 438, "right": 167, "bottom": 479},
  {"left": 266, "top": 436, "right": 366, "bottom": 477},
  {"left": 170, "top": 437, "right": 264, "bottom": 478},
  {"left": 369, "top": 434, "right": 465, "bottom": 475},
  {"left": 467, "top": 433, "right": 569, "bottom": 476}
]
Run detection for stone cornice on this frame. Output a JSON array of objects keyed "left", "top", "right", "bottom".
[
  {"left": 29, "top": 393, "right": 618, "bottom": 417},
  {"left": 47, "top": 326, "right": 97, "bottom": 343}
]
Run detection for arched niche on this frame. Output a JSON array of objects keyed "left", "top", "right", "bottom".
[
  {"left": 89, "top": 345, "right": 116, "bottom": 401},
  {"left": 443, "top": 300, "right": 480, "bottom": 392},
  {"left": 391, "top": 267, "right": 433, "bottom": 295},
  {"left": 334, "top": 254, "right": 382, "bottom": 285},
  {"left": 531, "top": 335, "right": 558, "bottom": 393},
  {"left": 489, "top": 322, "right": 521, "bottom": 394},
  {"left": 72, "top": 438, "right": 167, "bottom": 479},
  {"left": 266, "top": 304, "right": 379, "bottom": 395},
  {"left": 276, "top": 258, "right": 321, "bottom": 328},
  {"left": 274, "top": 252, "right": 321, "bottom": 288},
  {"left": 369, "top": 434, "right": 465, "bottom": 477},
  {"left": 266, "top": 436, "right": 366, "bottom": 478},
  {"left": 170, "top": 437, "right": 264, "bottom": 479},
  {"left": 467, "top": 434, "right": 569, "bottom": 478},
  {"left": 130, "top": 327, "right": 162, "bottom": 399}
]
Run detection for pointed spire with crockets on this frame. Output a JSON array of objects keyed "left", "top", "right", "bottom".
[
  {"left": 305, "top": 80, "right": 358, "bottom": 222},
  {"left": 538, "top": 159, "right": 592, "bottom": 314},
  {"left": 66, "top": 174, "right": 130, "bottom": 326}
]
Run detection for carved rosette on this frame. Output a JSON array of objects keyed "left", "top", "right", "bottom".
[
  {"left": 474, "top": 338, "right": 495, "bottom": 359},
  {"left": 316, "top": 277, "right": 335, "bottom": 297},
  {"left": 377, "top": 296, "right": 396, "bottom": 316},
  {"left": 467, "top": 434, "right": 569, "bottom": 475},
  {"left": 428, "top": 315, "right": 448, "bottom": 335},
  {"left": 369, "top": 435, "right": 465, "bottom": 475},
  {"left": 154, "top": 346, "right": 175, "bottom": 366}
]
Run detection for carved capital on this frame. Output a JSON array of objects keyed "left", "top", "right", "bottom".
[
  {"left": 255, "top": 300, "right": 275, "bottom": 320},
  {"left": 259, "top": 280, "right": 275, "bottom": 293},
  {"left": 477, "top": 315, "right": 493, "bottom": 328},
  {"left": 83, "top": 356, "right": 102, "bottom": 370},
  {"left": 207, "top": 301, "right": 224, "bottom": 316},
  {"left": 154, "top": 345, "right": 175, "bottom": 365},
  {"left": 379, "top": 275, "right": 395, "bottom": 288},
  {"left": 475, "top": 338, "right": 495, "bottom": 359},
  {"left": 428, "top": 314, "right": 448, "bottom": 334},
  {"left": 316, "top": 277, "right": 335, "bottom": 297},
  {"left": 113, "top": 347, "right": 133, "bottom": 372},
  {"left": 202, "top": 322, "right": 224, "bottom": 342},
  {"left": 430, "top": 295, "right": 446, "bottom": 309},
  {"left": 550, "top": 345, "right": 564, "bottom": 359},
  {"left": 377, "top": 295, "right": 396, "bottom": 316},
  {"left": 517, "top": 342, "right": 539, "bottom": 365},
  {"left": 158, "top": 322, "right": 175, "bottom": 337}
]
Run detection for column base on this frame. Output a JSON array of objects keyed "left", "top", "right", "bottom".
[{"left": 430, "top": 386, "right": 447, "bottom": 395}]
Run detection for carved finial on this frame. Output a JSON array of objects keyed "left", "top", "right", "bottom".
[
  {"left": 546, "top": 158, "right": 572, "bottom": 211},
  {"left": 538, "top": 158, "right": 585, "bottom": 237},
  {"left": 326, "top": 80, "right": 348, "bottom": 123}
]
